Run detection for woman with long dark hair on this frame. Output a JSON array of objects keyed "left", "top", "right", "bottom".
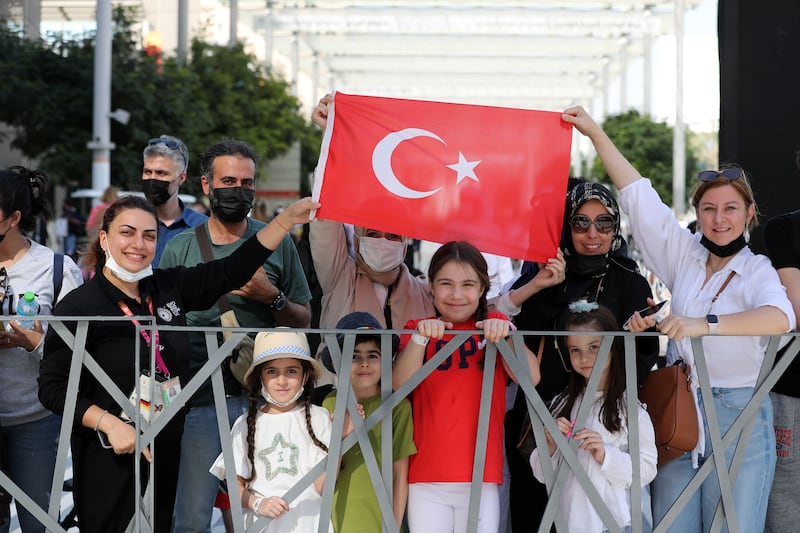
[{"left": 38, "top": 195, "right": 317, "bottom": 533}]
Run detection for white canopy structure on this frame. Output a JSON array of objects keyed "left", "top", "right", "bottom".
[{"left": 2, "top": 0, "right": 703, "bottom": 210}]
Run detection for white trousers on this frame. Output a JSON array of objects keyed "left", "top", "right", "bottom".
[{"left": 408, "top": 482, "right": 499, "bottom": 533}]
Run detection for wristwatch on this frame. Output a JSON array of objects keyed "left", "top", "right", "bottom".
[
  {"left": 269, "top": 291, "right": 286, "bottom": 311},
  {"left": 706, "top": 314, "right": 718, "bottom": 335}
]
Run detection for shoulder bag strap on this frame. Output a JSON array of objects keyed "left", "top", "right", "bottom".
[
  {"left": 711, "top": 271, "right": 736, "bottom": 305},
  {"left": 52, "top": 253, "right": 64, "bottom": 303},
  {"left": 194, "top": 225, "right": 232, "bottom": 314},
  {"left": 536, "top": 335, "right": 546, "bottom": 365}
]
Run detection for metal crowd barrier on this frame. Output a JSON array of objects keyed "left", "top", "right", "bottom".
[{"left": 1, "top": 316, "right": 796, "bottom": 533}]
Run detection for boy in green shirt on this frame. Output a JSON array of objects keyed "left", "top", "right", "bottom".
[{"left": 322, "top": 312, "right": 416, "bottom": 532}]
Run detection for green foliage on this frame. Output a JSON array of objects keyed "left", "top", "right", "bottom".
[
  {"left": 587, "top": 110, "right": 699, "bottom": 208},
  {"left": 0, "top": 6, "right": 310, "bottom": 199}
]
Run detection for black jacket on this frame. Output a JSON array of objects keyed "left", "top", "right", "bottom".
[
  {"left": 38, "top": 235, "right": 270, "bottom": 435},
  {"left": 512, "top": 255, "right": 659, "bottom": 404}
]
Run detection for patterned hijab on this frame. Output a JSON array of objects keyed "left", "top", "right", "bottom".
[
  {"left": 563, "top": 181, "right": 623, "bottom": 255},
  {"left": 562, "top": 181, "right": 625, "bottom": 277}
]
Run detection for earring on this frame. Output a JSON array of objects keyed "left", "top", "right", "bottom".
[{"left": 744, "top": 228, "right": 751, "bottom": 242}]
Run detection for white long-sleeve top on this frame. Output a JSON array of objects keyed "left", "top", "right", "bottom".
[
  {"left": 530, "top": 392, "right": 657, "bottom": 533},
  {"left": 618, "top": 178, "right": 794, "bottom": 389}
]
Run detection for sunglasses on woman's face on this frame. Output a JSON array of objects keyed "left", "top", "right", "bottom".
[
  {"left": 697, "top": 169, "right": 743, "bottom": 182},
  {"left": 570, "top": 214, "right": 615, "bottom": 234}
]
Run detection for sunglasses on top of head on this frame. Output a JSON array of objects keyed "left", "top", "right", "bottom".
[
  {"left": 697, "top": 169, "right": 743, "bottom": 182},
  {"left": 148, "top": 137, "right": 188, "bottom": 168},
  {"left": 570, "top": 214, "right": 615, "bottom": 234}
]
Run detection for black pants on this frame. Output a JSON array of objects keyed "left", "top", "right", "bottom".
[
  {"left": 72, "top": 409, "right": 185, "bottom": 533},
  {"left": 505, "top": 403, "right": 551, "bottom": 532}
]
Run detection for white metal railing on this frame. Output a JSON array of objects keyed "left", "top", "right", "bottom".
[{"left": 1, "top": 317, "right": 796, "bottom": 533}]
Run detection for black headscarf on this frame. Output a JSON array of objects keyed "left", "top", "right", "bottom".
[{"left": 562, "top": 181, "right": 631, "bottom": 278}]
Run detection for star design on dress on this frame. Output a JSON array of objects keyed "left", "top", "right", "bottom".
[
  {"left": 258, "top": 433, "right": 300, "bottom": 481},
  {"left": 446, "top": 151, "right": 481, "bottom": 184}
]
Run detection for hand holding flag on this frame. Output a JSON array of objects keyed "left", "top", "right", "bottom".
[{"left": 311, "top": 92, "right": 572, "bottom": 262}]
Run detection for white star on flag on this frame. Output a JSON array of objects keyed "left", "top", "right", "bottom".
[{"left": 447, "top": 152, "right": 481, "bottom": 184}]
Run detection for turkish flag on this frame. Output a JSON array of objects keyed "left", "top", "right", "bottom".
[{"left": 311, "top": 92, "right": 572, "bottom": 262}]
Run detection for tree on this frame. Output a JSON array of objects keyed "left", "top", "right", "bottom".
[
  {"left": 0, "top": 7, "right": 312, "bottom": 198},
  {"left": 588, "top": 110, "right": 699, "bottom": 209}
]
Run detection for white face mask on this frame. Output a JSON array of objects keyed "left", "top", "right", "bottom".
[
  {"left": 358, "top": 236, "right": 405, "bottom": 272},
  {"left": 261, "top": 385, "right": 304, "bottom": 408},
  {"left": 104, "top": 248, "right": 153, "bottom": 283}
]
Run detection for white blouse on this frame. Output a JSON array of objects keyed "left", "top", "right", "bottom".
[{"left": 618, "top": 178, "right": 794, "bottom": 389}]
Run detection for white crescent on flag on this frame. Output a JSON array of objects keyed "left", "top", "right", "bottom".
[{"left": 371, "top": 128, "right": 444, "bottom": 199}]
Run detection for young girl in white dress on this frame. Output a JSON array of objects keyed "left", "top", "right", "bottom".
[
  {"left": 211, "top": 329, "right": 357, "bottom": 532},
  {"left": 530, "top": 301, "right": 658, "bottom": 532}
]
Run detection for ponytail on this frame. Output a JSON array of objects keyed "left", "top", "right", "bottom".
[{"left": 0, "top": 166, "right": 51, "bottom": 232}]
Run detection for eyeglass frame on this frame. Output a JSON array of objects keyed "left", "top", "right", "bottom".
[
  {"left": 147, "top": 137, "right": 188, "bottom": 171},
  {"left": 569, "top": 214, "right": 616, "bottom": 234},
  {"left": 697, "top": 169, "right": 743, "bottom": 182}
]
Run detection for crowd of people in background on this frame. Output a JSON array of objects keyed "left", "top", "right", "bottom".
[{"left": 0, "top": 101, "right": 798, "bottom": 533}]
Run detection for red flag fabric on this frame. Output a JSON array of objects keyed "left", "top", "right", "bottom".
[{"left": 311, "top": 92, "right": 572, "bottom": 262}]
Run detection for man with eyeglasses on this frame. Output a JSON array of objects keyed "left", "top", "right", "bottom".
[{"left": 142, "top": 135, "right": 208, "bottom": 266}]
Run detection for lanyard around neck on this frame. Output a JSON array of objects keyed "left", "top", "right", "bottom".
[{"left": 117, "top": 296, "right": 170, "bottom": 377}]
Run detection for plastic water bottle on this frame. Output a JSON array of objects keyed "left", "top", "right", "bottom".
[{"left": 16, "top": 291, "right": 39, "bottom": 329}]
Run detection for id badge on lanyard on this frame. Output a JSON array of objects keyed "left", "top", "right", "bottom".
[{"left": 118, "top": 297, "right": 182, "bottom": 421}]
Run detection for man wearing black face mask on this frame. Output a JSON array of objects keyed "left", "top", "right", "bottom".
[
  {"left": 142, "top": 135, "right": 207, "bottom": 266},
  {"left": 160, "top": 138, "right": 312, "bottom": 533}
]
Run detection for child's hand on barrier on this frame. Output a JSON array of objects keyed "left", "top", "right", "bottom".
[
  {"left": 417, "top": 319, "right": 450, "bottom": 340},
  {"left": 255, "top": 496, "right": 289, "bottom": 519},
  {"left": 475, "top": 318, "right": 509, "bottom": 343},
  {"left": 341, "top": 403, "right": 365, "bottom": 438},
  {"left": 573, "top": 428, "right": 606, "bottom": 465}
]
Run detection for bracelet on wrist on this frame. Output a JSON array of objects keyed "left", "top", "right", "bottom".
[
  {"left": 274, "top": 216, "right": 291, "bottom": 232},
  {"left": 411, "top": 333, "right": 429, "bottom": 347},
  {"left": 252, "top": 496, "right": 265, "bottom": 516},
  {"left": 94, "top": 409, "right": 109, "bottom": 433}
]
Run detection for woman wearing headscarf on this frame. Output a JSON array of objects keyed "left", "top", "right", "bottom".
[{"left": 498, "top": 179, "right": 659, "bottom": 531}]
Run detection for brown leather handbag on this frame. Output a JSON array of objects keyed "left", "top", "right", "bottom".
[{"left": 639, "top": 358, "right": 698, "bottom": 467}]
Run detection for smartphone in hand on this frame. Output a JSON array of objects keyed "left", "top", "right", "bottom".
[{"left": 623, "top": 300, "right": 669, "bottom": 331}]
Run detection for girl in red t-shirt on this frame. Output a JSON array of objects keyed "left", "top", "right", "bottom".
[{"left": 393, "top": 241, "right": 540, "bottom": 533}]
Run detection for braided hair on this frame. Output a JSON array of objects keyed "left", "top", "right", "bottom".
[{"left": 242, "top": 359, "right": 327, "bottom": 483}]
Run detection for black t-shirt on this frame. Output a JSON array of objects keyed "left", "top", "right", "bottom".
[{"left": 763, "top": 211, "right": 800, "bottom": 397}]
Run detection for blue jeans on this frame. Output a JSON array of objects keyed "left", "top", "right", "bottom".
[
  {"left": 173, "top": 396, "right": 248, "bottom": 533},
  {"left": 0, "top": 414, "right": 60, "bottom": 533},
  {"left": 652, "top": 387, "right": 776, "bottom": 533}
]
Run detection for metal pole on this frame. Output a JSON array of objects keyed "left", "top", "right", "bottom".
[
  {"left": 291, "top": 31, "right": 299, "bottom": 97},
  {"left": 673, "top": 0, "right": 686, "bottom": 214},
  {"left": 264, "top": 1, "right": 274, "bottom": 70},
  {"left": 177, "top": 0, "right": 188, "bottom": 64},
  {"left": 23, "top": 0, "right": 41, "bottom": 41},
  {"left": 311, "top": 50, "right": 320, "bottom": 111},
  {"left": 601, "top": 56, "right": 610, "bottom": 118},
  {"left": 619, "top": 36, "right": 629, "bottom": 111},
  {"left": 229, "top": 0, "right": 238, "bottom": 46},
  {"left": 87, "top": 0, "right": 113, "bottom": 197},
  {"left": 643, "top": 9, "right": 654, "bottom": 116}
]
